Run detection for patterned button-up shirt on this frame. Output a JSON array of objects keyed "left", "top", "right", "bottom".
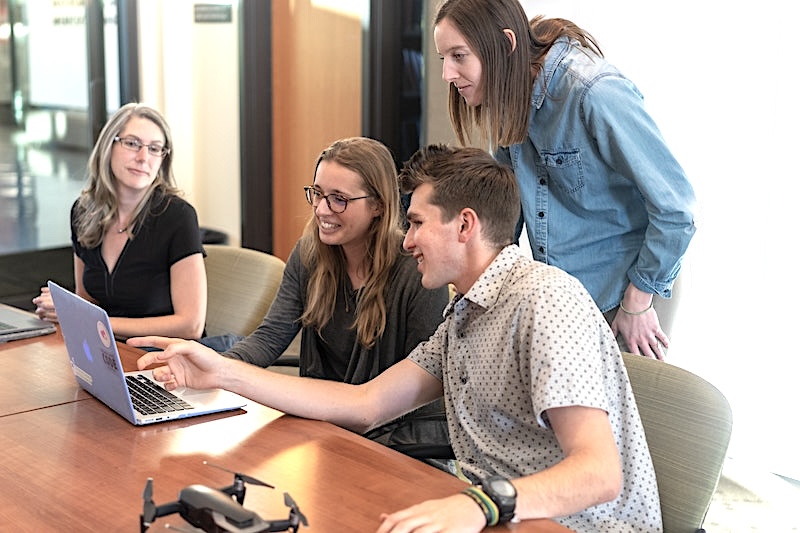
[{"left": 409, "top": 245, "right": 662, "bottom": 532}]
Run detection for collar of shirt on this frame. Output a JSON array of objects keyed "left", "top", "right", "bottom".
[
  {"left": 444, "top": 245, "right": 523, "bottom": 317},
  {"left": 532, "top": 36, "right": 574, "bottom": 110}
]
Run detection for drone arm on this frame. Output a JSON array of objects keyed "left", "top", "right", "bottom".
[
  {"left": 140, "top": 501, "right": 182, "bottom": 532},
  {"left": 263, "top": 519, "right": 294, "bottom": 532},
  {"left": 154, "top": 501, "right": 182, "bottom": 518},
  {"left": 219, "top": 483, "right": 246, "bottom": 504}
]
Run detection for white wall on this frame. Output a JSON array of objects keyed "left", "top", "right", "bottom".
[
  {"left": 425, "top": 0, "right": 799, "bottom": 480},
  {"left": 138, "top": 0, "right": 241, "bottom": 246},
  {"left": 523, "top": 0, "right": 798, "bottom": 481}
]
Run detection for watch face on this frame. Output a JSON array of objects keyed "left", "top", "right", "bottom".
[
  {"left": 483, "top": 476, "right": 516, "bottom": 523},
  {"left": 488, "top": 478, "right": 516, "bottom": 497}
]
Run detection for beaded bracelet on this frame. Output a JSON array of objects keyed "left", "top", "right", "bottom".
[
  {"left": 462, "top": 486, "right": 500, "bottom": 527},
  {"left": 619, "top": 300, "right": 654, "bottom": 316}
]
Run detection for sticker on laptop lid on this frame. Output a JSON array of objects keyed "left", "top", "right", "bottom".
[
  {"left": 71, "top": 360, "right": 93, "bottom": 385},
  {"left": 97, "top": 320, "right": 112, "bottom": 348}
]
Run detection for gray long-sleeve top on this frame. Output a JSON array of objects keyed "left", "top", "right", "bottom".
[{"left": 224, "top": 243, "right": 450, "bottom": 385}]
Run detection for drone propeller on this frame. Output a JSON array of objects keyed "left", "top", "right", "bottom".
[
  {"left": 203, "top": 461, "right": 275, "bottom": 488},
  {"left": 142, "top": 478, "right": 157, "bottom": 525},
  {"left": 284, "top": 493, "right": 309, "bottom": 528}
]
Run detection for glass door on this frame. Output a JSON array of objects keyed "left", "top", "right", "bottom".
[{"left": 0, "top": 0, "right": 120, "bottom": 254}]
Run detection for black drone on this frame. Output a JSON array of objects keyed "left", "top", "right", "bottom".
[{"left": 140, "top": 461, "right": 308, "bottom": 533}]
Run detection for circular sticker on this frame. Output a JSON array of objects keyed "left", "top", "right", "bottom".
[{"left": 97, "top": 320, "right": 112, "bottom": 348}]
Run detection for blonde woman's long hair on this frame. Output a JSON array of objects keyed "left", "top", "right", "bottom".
[
  {"left": 73, "top": 103, "right": 181, "bottom": 248},
  {"left": 298, "top": 137, "right": 404, "bottom": 349}
]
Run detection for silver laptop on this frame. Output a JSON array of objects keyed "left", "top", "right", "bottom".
[
  {"left": 0, "top": 302, "right": 57, "bottom": 343},
  {"left": 48, "top": 280, "right": 247, "bottom": 425}
]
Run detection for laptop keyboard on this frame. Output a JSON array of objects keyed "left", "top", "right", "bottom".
[{"left": 126, "top": 374, "right": 193, "bottom": 415}]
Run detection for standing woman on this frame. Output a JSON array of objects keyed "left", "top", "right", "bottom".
[
  {"left": 433, "top": 0, "right": 697, "bottom": 359},
  {"left": 33, "top": 103, "right": 206, "bottom": 340},
  {"left": 220, "top": 137, "right": 450, "bottom": 450}
]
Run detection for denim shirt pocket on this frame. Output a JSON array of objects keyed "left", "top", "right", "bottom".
[{"left": 539, "top": 150, "right": 584, "bottom": 194}]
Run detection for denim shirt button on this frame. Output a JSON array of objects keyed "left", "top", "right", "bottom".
[
  {"left": 538, "top": 246, "right": 545, "bottom": 253},
  {"left": 539, "top": 178, "right": 546, "bottom": 185},
  {"left": 537, "top": 211, "right": 545, "bottom": 218}
]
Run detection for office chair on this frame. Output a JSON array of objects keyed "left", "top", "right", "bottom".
[
  {"left": 622, "top": 352, "right": 733, "bottom": 533},
  {"left": 204, "top": 245, "right": 285, "bottom": 337}
]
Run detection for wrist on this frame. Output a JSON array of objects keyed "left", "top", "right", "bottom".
[
  {"left": 619, "top": 299, "right": 653, "bottom": 315},
  {"left": 462, "top": 486, "right": 499, "bottom": 527},
  {"left": 621, "top": 284, "right": 654, "bottom": 315},
  {"left": 480, "top": 475, "right": 517, "bottom": 524},
  {"left": 218, "top": 357, "right": 242, "bottom": 390}
]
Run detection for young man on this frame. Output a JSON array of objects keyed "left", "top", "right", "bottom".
[{"left": 133, "top": 145, "right": 662, "bottom": 532}]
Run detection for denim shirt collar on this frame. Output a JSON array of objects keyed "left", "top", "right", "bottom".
[{"left": 532, "top": 36, "right": 573, "bottom": 110}]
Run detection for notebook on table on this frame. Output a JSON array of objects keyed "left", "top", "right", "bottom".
[
  {"left": 47, "top": 280, "right": 247, "bottom": 425},
  {"left": 0, "top": 302, "right": 57, "bottom": 343}
]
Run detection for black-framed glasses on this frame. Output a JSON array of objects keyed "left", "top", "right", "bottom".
[
  {"left": 304, "top": 186, "right": 372, "bottom": 213},
  {"left": 113, "top": 136, "right": 170, "bottom": 157}
]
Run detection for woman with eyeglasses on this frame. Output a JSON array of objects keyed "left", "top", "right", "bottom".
[
  {"left": 221, "top": 137, "right": 451, "bottom": 453},
  {"left": 33, "top": 103, "right": 206, "bottom": 341}
]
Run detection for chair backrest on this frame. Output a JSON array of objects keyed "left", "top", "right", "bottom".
[
  {"left": 622, "top": 352, "right": 733, "bottom": 533},
  {"left": 204, "top": 245, "right": 286, "bottom": 337}
]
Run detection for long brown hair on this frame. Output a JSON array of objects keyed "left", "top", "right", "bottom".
[
  {"left": 435, "top": 0, "right": 602, "bottom": 149},
  {"left": 73, "top": 103, "right": 180, "bottom": 248},
  {"left": 298, "top": 137, "right": 404, "bottom": 348}
]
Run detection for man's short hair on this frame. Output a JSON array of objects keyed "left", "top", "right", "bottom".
[{"left": 399, "top": 144, "right": 520, "bottom": 248}]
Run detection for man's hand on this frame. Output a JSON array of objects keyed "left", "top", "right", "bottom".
[{"left": 129, "top": 336, "right": 224, "bottom": 391}]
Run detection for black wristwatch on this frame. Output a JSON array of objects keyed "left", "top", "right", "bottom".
[{"left": 481, "top": 475, "right": 517, "bottom": 523}]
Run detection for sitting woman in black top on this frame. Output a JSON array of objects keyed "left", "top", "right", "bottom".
[{"left": 33, "top": 103, "right": 206, "bottom": 340}]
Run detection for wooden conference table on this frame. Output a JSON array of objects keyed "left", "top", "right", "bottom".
[{"left": 0, "top": 329, "right": 571, "bottom": 532}]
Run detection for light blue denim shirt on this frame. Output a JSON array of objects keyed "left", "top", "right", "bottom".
[{"left": 495, "top": 37, "right": 696, "bottom": 312}]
